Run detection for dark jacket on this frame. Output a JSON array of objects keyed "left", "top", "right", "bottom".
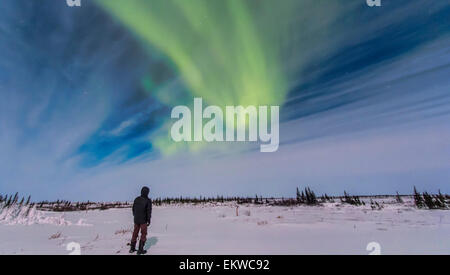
[{"left": 132, "top": 187, "right": 152, "bottom": 225}]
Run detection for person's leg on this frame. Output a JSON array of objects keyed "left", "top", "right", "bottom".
[
  {"left": 130, "top": 224, "right": 140, "bottom": 253},
  {"left": 140, "top": 224, "right": 148, "bottom": 242},
  {"left": 137, "top": 224, "right": 148, "bottom": 255},
  {"left": 131, "top": 224, "right": 140, "bottom": 243}
]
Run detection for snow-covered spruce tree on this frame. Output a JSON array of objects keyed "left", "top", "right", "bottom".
[
  {"left": 0, "top": 195, "right": 6, "bottom": 207},
  {"left": 5, "top": 196, "right": 12, "bottom": 208},
  {"left": 433, "top": 193, "right": 446, "bottom": 209},
  {"left": 12, "top": 192, "right": 18, "bottom": 204},
  {"left": 305, "top": 187, "right": 318, "bottom": 205},
  {"left": 413, "top": 187, "right": 425, "bottom": 208},
  {"left": 422, "top": 192, "right": 436, "bottom": 209},
  {"left": 437, "top": 191, "right": 449, "bottom": 208},
  {"left": 341, "top": 191, "right": 363, "bottom": 206},
  {"left": 25, "top": 203, "right": 33, "bottom": 217},
  {"left": 305, "top": 188, "right": 310, "bottom": 204},
  {"left": 321, "top": 194, "right": 333, "bottom": 203},
  {"left": 295, "top": 187, "right": 319, "bottom": 205}
]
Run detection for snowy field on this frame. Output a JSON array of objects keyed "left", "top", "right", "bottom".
[{"left": 0, "top": 197, "right": 449, "bottom": 255}]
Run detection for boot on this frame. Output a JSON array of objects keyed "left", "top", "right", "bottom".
[
  {"left": 137, "top": 240, "right": 147, "bottom": 255},
  {"left": 129, "top": 241, "right": 136, "bottom": 253}
]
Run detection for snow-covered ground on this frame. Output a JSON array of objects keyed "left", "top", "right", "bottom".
[{"left": 0, "top": 197, "right": 449, "bottom": 255}]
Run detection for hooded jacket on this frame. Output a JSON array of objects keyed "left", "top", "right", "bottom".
[{"left": 132, "top": 187, "right": 152, "bottom": 225}]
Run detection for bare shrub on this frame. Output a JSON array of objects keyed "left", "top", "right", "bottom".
[
  {"left": 115, "top": 228, "right": 132, "bottom": 235},
  {"left": 49, "top": 232, "right": 62, "bottom": 240}
]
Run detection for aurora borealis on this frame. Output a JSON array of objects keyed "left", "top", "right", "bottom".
[
  {"left": 98, "top": 0, "right": 287, "bottom": 107},
  {"left": 0, "top": 0, "right": 449, "bottom": 200},
  {"left": 95, "top": 0, "right": 344, "bottom": 155}
]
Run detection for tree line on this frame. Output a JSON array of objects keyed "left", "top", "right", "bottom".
[{"left": 1, "top": 187, "right": 448, "bottom": 212}]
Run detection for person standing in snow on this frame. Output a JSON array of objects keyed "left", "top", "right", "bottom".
[{"left": 130, "top": 186, "right": 152, "bottom": 255}]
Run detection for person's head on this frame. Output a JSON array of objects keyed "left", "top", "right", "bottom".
[{"left": 141, "top": 186, "right": 150, "bottom": 198}]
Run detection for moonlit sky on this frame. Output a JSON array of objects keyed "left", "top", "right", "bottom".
[{"left": 0, "top": 0, "right": 449, "bottom": 201}]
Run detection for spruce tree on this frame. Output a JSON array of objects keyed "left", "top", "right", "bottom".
[
  {"left": 413, "top": 186, "right": 424, "bottom": 208},
  {"left": 13, "top": 192, "right": 18, "bottom": 204},
  {"left": 423, "top": 192, "right": 435, "bottom": 209}
]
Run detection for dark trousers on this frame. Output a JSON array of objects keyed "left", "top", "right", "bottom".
[{"left": 131, "top": 223, "right": 148, "bottom": 243}]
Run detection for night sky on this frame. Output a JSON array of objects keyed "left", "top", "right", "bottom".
[{"left": 0, "top": 0, "right": 449, "bottom": 201}]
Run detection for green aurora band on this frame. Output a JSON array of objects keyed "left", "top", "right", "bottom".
[{"left": 96, "top": 0, "right": 347, "bottom": 155}]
